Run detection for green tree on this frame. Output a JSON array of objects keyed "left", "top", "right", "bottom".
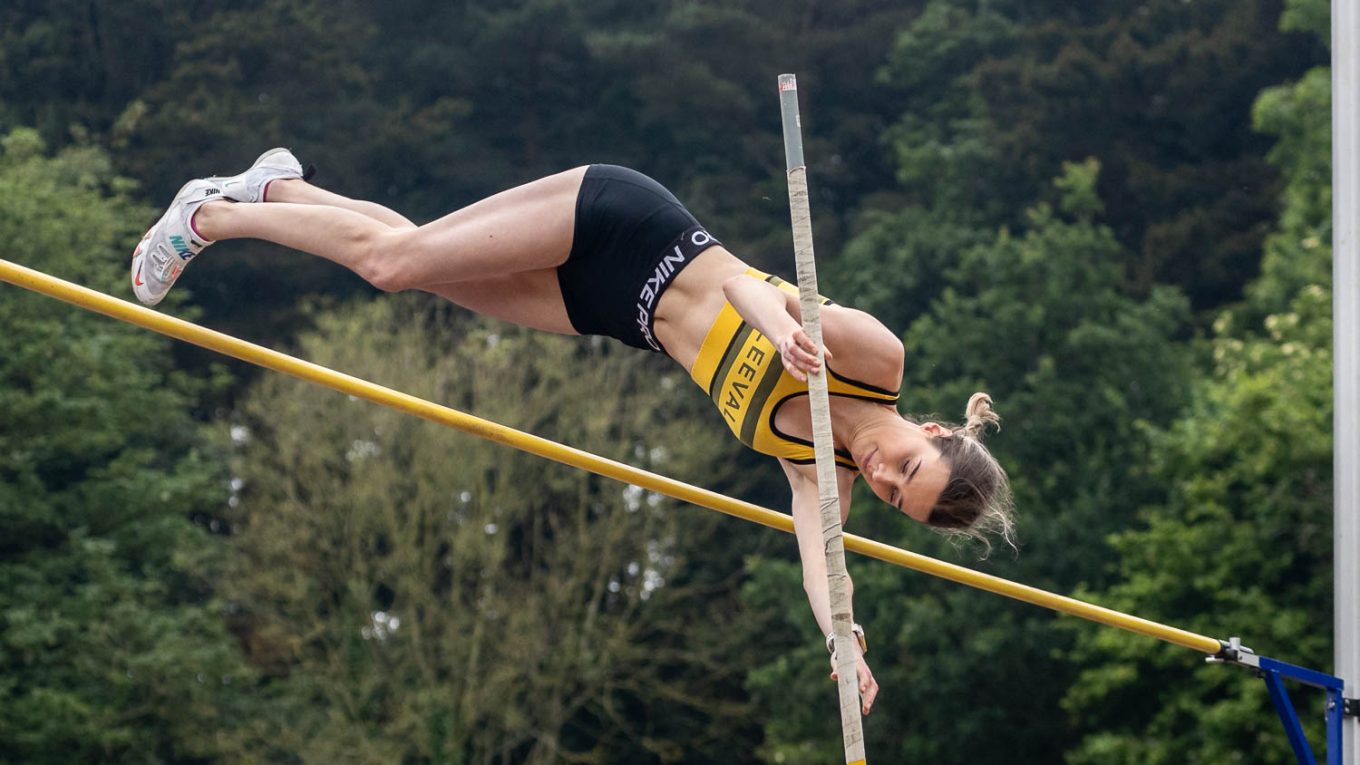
[
  {"left": 874, "top": 0, "right": 1324, "bottom": 309},
  {"left": 0, "top": 1, "right": 1333, "bottom": 758},
  {"left": 1063, "top": 1, "right": 1333, "bottom": 761},
  {"left": 0, "top": 130, "right": 251, "bottom": 763},
  {"left": 217, "top": 297, "right": 768, "bottom": 763},
  {"left": 0, "top": 1, "right": 184, "bottom": 145}
]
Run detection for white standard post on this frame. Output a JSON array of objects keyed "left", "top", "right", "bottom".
[
  {"left": 1335, "top": 1, "right": 1360, "bottom": 762},
  {"left": 778, "top": 73, "right": 868, "bottom": 765}
]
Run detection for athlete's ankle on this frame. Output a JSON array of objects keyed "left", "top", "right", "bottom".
[
  {"left": 262, "top": 177, "right": 306, "bottom": 203},
  {"left": 190, "top": 200, "right": 235, "bottom": 242}
]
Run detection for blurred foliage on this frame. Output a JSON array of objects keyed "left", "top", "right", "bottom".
[
  {"left": 1063, "top": 0, "right": 1335, "bottom": 761},
  {"left": 0, "top": 0, "right": 1337, "bottom": 762},
  {"left": 872, "top": 0, "right": 1323, "bottom": 312},
  {"left": 0, "top": 132, "right": 250, "bottom": 763},
  {"left": 216, "top": 299, "right": 766, "bottom": 763}
]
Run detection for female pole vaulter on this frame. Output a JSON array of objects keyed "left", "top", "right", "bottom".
[{"left": 132, "top": 150, "right": 1017, "bottom": 715}]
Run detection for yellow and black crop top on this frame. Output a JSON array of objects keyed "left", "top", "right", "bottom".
[{"left": 688, "top": 268, "right": 900, "bottom": 470}]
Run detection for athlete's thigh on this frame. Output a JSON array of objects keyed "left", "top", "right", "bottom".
[
  {"left": 398, "top": 166, "right": 588, "bottom": 284},
  {"left": 421, "top": 269, "right": 579, "bottom": 335}
]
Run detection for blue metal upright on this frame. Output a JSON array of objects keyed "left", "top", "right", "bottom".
[{"left": 1211, "top": 638, "right": 1353, "bottom": 765}]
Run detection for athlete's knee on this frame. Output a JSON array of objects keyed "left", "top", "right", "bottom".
[{"left": 356, "top": 230, "right": 417, "bottom": 292}]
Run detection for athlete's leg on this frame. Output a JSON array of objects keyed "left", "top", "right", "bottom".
[
  {"left": 264, "top": 180, "right": 575, "bottom": 332},
  {"left": 191, "top": 167, "right": 587, "bottom": 292},
  {"left": 264, "top": 179, "right": 577, "bottom": 331},
  {"left": 422, "top": 269, "right": 577, "bottom": 334},
  {"left": 264, "top": 178, "right": 417, "bottom": 230}
]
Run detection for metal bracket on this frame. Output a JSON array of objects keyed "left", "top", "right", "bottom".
[
  {"left": 1203, "top": 636, "right": 1348, "bottom": 765},
  {"left": 1206, "top": 636, "right": 1260, "bottom": 669}
]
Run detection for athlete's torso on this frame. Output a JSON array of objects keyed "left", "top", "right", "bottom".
[
  {"left": 548, "top": 167, "right": 903, "bottom": 468},
  {"left": 665, "top": 260, "right": 901, "bottom": 467}
]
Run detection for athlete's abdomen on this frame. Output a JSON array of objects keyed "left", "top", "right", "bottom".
[{"left": 654, "top": 246, "right": 748, "bottom": 372}]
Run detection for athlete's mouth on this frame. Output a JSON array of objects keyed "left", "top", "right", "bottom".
[{"left": 859, "top": 448, "right": 878, "bottom": 475}]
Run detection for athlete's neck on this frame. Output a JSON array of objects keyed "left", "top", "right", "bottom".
[{"left": 836, "top": 398, "right": 918, "bottom": 462}]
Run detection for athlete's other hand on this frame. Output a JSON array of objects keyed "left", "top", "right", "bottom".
[
  {"left": 830, "top": 655, "right": 879, "bottom": 716},
  {"left": 775, "top": 328, "right": 830, "bottom": 382}
]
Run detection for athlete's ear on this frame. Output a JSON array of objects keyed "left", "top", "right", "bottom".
[{"left": 920, "top": 422, "right": 950, "bottom": 437}]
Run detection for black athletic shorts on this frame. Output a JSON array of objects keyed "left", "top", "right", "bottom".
[{"left": 557, "top": 164, "right": 721, "bottom": 353}]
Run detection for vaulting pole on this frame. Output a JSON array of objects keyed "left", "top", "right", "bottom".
[
  {"left": 1333, "top": 0, "right": 1360, "bottom": 760},
  {"left": 778, "top": 73, "right": 867, "bottom": 765}
]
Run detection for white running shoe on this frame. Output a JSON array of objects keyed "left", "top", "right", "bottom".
[
  {"left": 210, "top": 147, "right": 304, "bottom": 203},
  {"left": 131, "top": 179, "right": 224, "bottom": 306}
]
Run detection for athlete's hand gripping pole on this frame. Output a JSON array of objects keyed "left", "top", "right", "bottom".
[{"left": 779, "top": 73, "right": 869, "bottom": 765}]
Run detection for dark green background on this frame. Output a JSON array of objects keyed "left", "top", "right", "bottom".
[{"left": 0, "top": 1, "right": 1335, "bottom": 762}]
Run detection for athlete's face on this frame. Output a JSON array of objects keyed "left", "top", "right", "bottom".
[{"left": 856, "top": 423, "right": 951, "bottom": 523}]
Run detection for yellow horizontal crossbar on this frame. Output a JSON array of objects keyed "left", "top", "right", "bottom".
[{"left": 0, "top": 258, "right": 1225, "bottom": 656}]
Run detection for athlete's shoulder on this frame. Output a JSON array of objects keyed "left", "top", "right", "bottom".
[{"left": 821, "top": 304, "right": 904, "bottom": 390}]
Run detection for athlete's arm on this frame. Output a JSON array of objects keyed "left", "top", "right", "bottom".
[
  {"left": 723, "top": 273, "right": 904, "bottom": 388},
  {"left": 781, "top": 458, "right": 879, "bottom": 714},
  {"left": 722, "top": 274, "right": 824, "bottom": 381}
]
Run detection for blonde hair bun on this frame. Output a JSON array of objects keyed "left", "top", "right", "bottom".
[{"left": 961, "top": 392, "right": 1001, "bottom": 440}]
